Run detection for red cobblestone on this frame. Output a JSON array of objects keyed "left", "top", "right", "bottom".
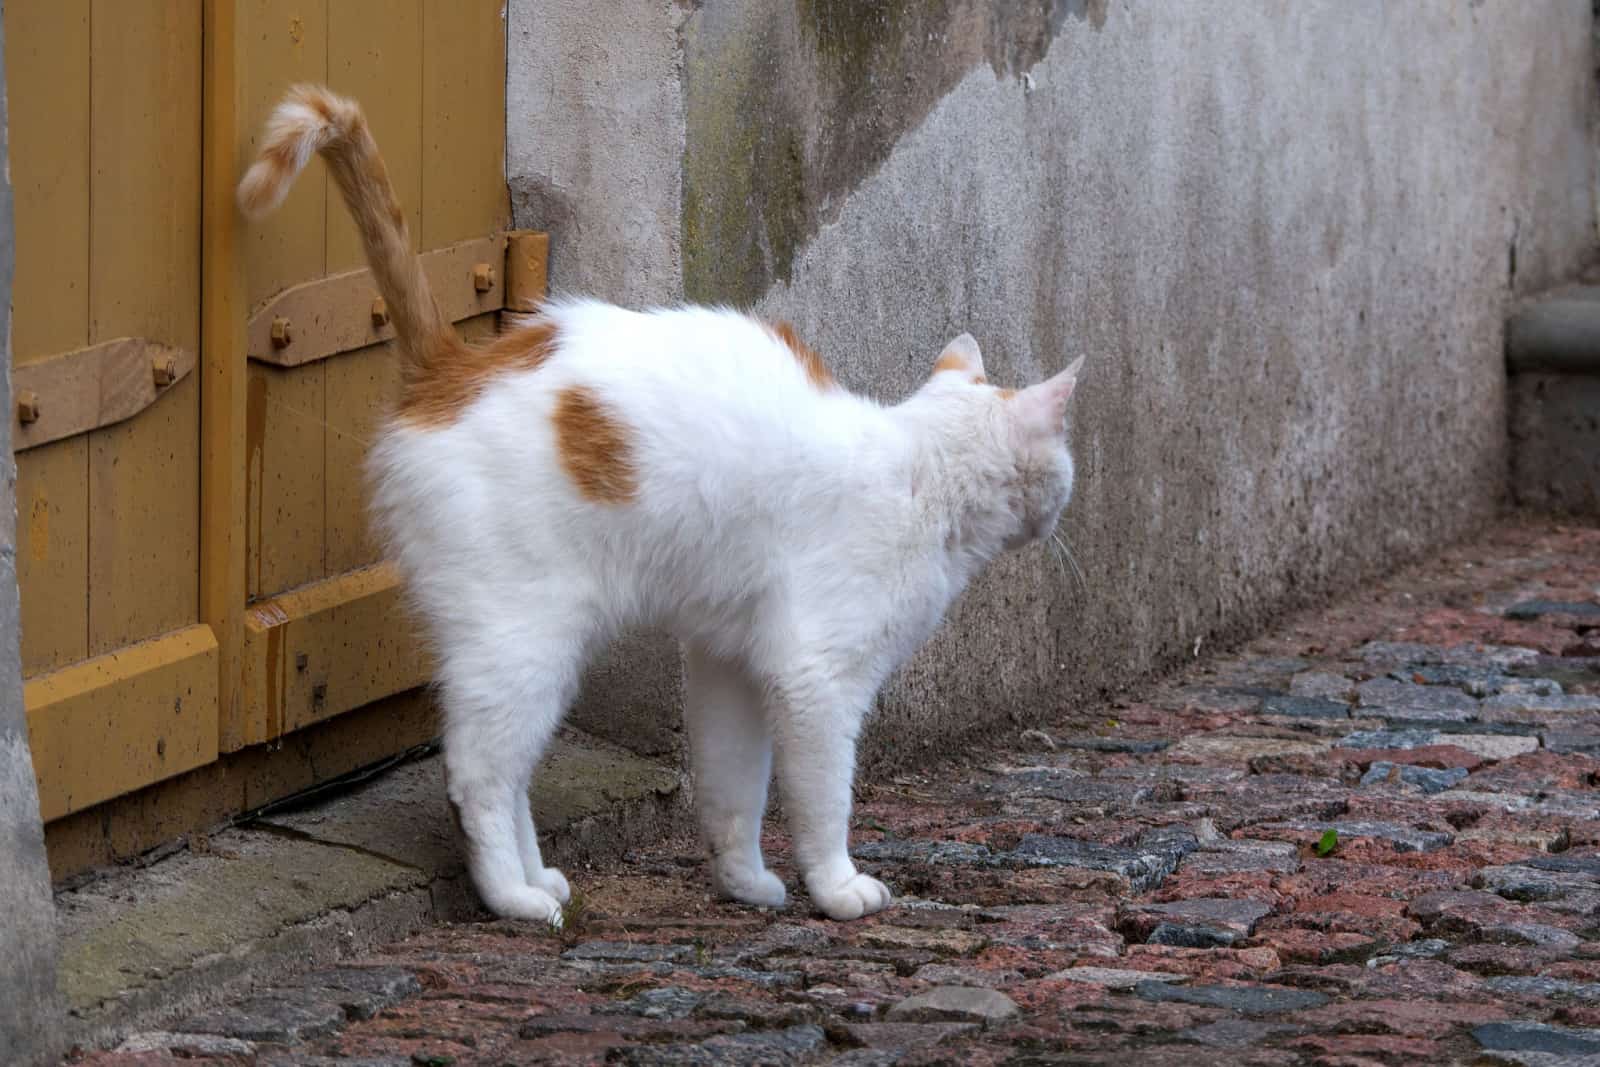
[{"left": 77, "top": 520, "right": 1600, "bottom": 1065}]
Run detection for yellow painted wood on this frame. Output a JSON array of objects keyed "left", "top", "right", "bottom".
[
  {"left": 324, "top": 343, "right": 397, "bottom": 575},
  {"left": 246, "top": 362, "right": 326, "bottom": 599},
  {"left": 240, "top": 0, "right": 328, "bottom": 309},
  {"left": 44, "top": 689, "right": 437, "bottom": 880},
  {"left": 25, "top": 624, "right": 219, "bottom": 822},
  {"left": 241, "top": 0, "right": 329, "bottom": 601},
  {"left": 203, "top": 0, "right": 252, "bottom": 745},
  {"left": 239, "top": 562, "right": 430, "bottom": 744},
  {"left": 87, "top": 0, "right": 203, "bottom": 657},
  {"left": 4, "top": 0, "right": 91, "bottom": 363},
  {"left": 506, "top": 231, "right": 551, "bottom": 312},
  {"left": 322, "top": 0, "right": 417, "bottom": 573},
  {"left": 7, "top": 0, "right": 92, "bottom": 676},
  {"left": 17, "top": 443, "right": 89, "bottom": 675},
  {"left": 458, "top": 310, "right": 502, "bottom": 346},
  {"left": 246, "top": 234, "right": 507, "bottom": 367},
  {"left": 12, "top": 337, "right": 195, "bottom": 452},
  {"left": 422, "top": 0, "right": 509, "bottom": 249},
  {"left": 327, "top": 0, "right": 421, "bottom": 274}
]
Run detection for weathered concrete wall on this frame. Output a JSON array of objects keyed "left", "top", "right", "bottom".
[
  {"left": 0, "top": 10, "right": 66, "bottom": 1057},
  {"left": 507, "top": 1, "right": 1597, "bottom": 768}
]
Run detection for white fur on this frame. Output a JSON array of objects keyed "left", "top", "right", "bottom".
[{"left": 368, "top": 301, "right": 1080, "bottom": 923}]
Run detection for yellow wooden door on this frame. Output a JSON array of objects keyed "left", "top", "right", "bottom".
[
  {"left": 9, "top": 0, "right": 214, "bottom": 822},
  {"left": 7, "top": 0, "right": 540, "bottom": 830},
  {"left": 227, "top": 0, "right": 512, "bottom": 750}
]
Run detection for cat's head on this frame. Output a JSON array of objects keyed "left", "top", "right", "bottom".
[{"left": 922, "top": 334, "right": 1084, "bottom": 554}]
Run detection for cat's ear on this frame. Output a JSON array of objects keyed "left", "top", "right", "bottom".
[
  {"left": 932, "top": 333, "right": 987, "bottom": 383},
  {"left": 1012, "top": 355, "right": 1085, "bottom": 433}
]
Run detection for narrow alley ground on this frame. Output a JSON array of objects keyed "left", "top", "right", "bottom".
[{"left": 80, "top": 518, "right": 1600, "bottom": 1065}]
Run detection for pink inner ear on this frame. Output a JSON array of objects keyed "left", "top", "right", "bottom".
[{"left": 1013, "top": 366, "right": 1079, "bottom": 431}]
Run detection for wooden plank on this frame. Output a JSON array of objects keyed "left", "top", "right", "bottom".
[
  {"left": 17, "top": 443, "right": 89, "bottom": 675},
  {"left": 322, "top": 0, "right": 420, "bottom": 581},
  {"left": 240, "top": 0, "right": 328, "bottom": 310},
  {"left": 44, "top": 688, "right": 436, "bottom": 881},
  {"left": 421, "top": 0, "right": 508, "bottom": 250},
  {"left": 6, "top": 0, "right": 92, "bottom": 676},
  {"left": 4, "top": 0, "right": 91, "bottom": 363},
  {"left": 241, "top": 0, "right": 329, "bottom": 603},
  {"left": 505, "top": 231, "right": 551, "bottom": 312},
  {"left": 203, "top": 0, "right": 252, "bottom": 746},
  {"left": 87, "top": 0, "right": 202, "bottom": 657},
  {"left": 239, "top": 562, "right": 430, "bottom": 743},
  {"left": 327, "top": 0, "right": 421, "bottom": 274},
  {"left": 12, "top": 337, "right": 195, "bottom": 452},
  {"left": 324, "top": 343, "right": 398, "bottom": 575},
  {"left": 245, "top": 234, "right": 507, "bottom": 367},
  {"left": 246, "top": 362, "right": 326, "bottom": 599},
  {"left": 25, "top": 624, "right": 219, "bottom": 822}
]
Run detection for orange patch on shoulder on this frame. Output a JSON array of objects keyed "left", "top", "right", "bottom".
[
  {"left": 770, "top": 320, "right": 835, "bottom": 390},
  {"left": 552, "top": 386, "right": 638, "bottom": 504},
  {"left": 397, "top": 319, "right": 560, "bottom": 428},
  {"left": 997, "top": 387, "right": 1017, "bottom": 400}
]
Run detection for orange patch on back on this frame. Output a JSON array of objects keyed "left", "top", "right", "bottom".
[
  {"left": 397, "top": 319, "right": 559, "bottom": 428},
  {"left": 552, "top": 386, "right": 638, "bottom": 504},
  {"left": 770, "top": 320, "right": 835, "bottom": 390}
]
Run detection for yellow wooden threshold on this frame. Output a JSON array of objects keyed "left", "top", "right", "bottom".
[
  {"left": 25, "top": 624, "right": 220, "bottom": 822},
  {"left": 235, "top": 562, "right": 432, "bottom": 750}
]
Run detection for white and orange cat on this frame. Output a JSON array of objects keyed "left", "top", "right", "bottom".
[{"left": 239, "top": 85, "right": 1083, "bottom": 925}]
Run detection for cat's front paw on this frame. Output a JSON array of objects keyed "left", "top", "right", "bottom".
[
  {"left": 712, "top": 860, "right": 788, "bottom": 909},
  {"left": 530, "top": 866, "right": 571, "bottom": 904},
  {"left": 808, "top": 871, "right": 893, "bottom": 921}
]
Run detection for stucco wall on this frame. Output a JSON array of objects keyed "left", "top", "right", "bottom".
[
  {"left": 0, "top": 9, "right": 66, "bottom": 1057},
  {"left": 508, "top": 0, "right": 1597, "bottom": 768}
]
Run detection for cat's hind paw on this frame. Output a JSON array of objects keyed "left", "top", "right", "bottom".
[
  {"left": 809, "top": 872, "right": 892, "bottom": 921},
  {"left": 713, "top": 861, "right": 788, "bottom": 909},
  {"left": 482, "top": 883, "right": 565, "bottom": 928},
  {"left": 530, "top": 866, "right": 571, "bottom": 904}
]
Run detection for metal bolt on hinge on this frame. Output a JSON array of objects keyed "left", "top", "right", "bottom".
[
  {"left": 371, "top": 297, "right": 389, "bottom": 328},
  {"left": 472, "top": 263, "right": 495, "bottom": 293},
  {"left": 295, "top": 651, "right": 309, "bottom": 672},
  {"left": 16, "top": 391, "right": 40, "bottom": 424},
  {"left": 270, "top": 316, "right": 294, "bottom": 348},
  {"left": 312, "top": 683, "right": 327, "bottom": 711},
  {"left": 152, "top": 353, "right": 177, "bottom": 387}
]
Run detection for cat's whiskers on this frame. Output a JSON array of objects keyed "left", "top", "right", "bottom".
[
  {"left": 1050, "top": 528, "right": 1087, "bottom": 597},
  {"left": 261, "top": 394, "right": 379, "bottom": 450}
]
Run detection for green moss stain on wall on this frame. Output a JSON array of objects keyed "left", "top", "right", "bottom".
[{"left": 682, "top": 0, "right": 1106, "bottom": 306}]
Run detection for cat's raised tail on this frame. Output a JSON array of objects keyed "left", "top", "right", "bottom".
[{"left": 236, "top": 84, "right": 459, "bottom": 381}]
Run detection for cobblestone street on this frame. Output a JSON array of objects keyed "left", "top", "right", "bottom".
[{"left": 84, "top": 519, "right": 1600, "bottom": 1065}]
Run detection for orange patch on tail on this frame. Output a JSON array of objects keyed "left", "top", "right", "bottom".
[
  {"left": 552, "top": 386, "right": 638, "bottom": 504},
  {"left": 770, "top": 321, "right": 835, "bottom": 391},
  {"left": 397, "top": 319, "right": 560, "bottom": 428}
]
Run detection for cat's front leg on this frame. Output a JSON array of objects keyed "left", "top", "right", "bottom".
[{"left": 771, "top": 679, "right": 892, "bottom": 921}]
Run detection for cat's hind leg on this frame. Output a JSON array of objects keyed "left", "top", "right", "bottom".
[
  {"left": 440, "top": 624, "right": 587, "bottom": 925},
  {"left": 685, "top": 645, "right": 787, "bottom": 908}
]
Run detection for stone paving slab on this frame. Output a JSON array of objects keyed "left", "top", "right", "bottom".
[{"left": 72, "top": 519, "right": 1600, "bottom": 1064}]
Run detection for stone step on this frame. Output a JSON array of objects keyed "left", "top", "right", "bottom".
[{"left": 53, "top": 727, "right": 687, "bottom": 1050}]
